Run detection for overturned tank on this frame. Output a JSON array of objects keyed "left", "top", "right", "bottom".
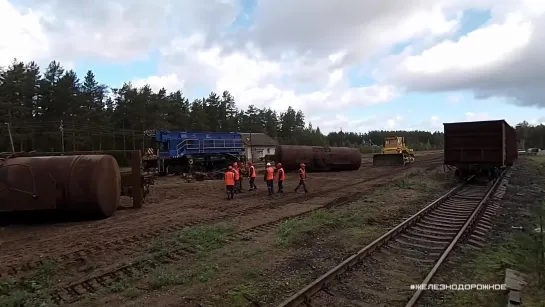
[
  {"left": 274, "top": 145, "right": 362, "bottom": 172},
  {"left": 0, "top": 155, "right": 121, "bottom": 218}
]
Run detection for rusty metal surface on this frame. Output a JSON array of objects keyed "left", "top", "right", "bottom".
[
  {"left": 0, "top": 155, "right": 121, "bottom": 218},
  {"left": 274, "top": 145, "right": 362, "bottom": 172},
  {"left": 2, "top": 150, "right": 148, "bottom": 210},
  {"left": 443, "top": 120, "right": 517, "bottom": 167}
]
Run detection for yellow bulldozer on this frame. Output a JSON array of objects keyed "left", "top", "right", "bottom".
[{"left": 372, "top": 136, "right": 415, "bottom": 166}]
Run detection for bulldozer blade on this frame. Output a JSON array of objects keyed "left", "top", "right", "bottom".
[{"left": 373, "top": 154, "right": 406, "bottom": 167}]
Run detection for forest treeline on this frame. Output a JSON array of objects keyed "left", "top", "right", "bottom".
[{"left": 0, "top": 59, "right": 537, "bottom": 153}]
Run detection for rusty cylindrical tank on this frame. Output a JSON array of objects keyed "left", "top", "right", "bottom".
[
  {"left": 274, "top": 145, "right": 362, "bottom": 172},
  {"left": 0, "top": 155, "right": 121, "bottom": 218}
]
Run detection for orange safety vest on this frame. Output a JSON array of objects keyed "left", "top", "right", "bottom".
[
  {"left": 249, "top": 166, "right": 256, "bottom": 178},
  {"left": 277, "top": 168, "right": 285, "bottom": 181},
  {"left": 266, "top": 167, "right": 274, "bottom": 180},
  {"left": 299, "top": 168, "right": 306, "bottom": 179},
  {"left": 233, "top": 168, "right": 240, "bottom": 180},
  {"left": 224, "top": 171, "right": 235, "bottom": 186}
]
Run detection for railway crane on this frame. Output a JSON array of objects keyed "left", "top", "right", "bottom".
[{"left": 142, "top": 131, "right": 245, "bottom": 176}]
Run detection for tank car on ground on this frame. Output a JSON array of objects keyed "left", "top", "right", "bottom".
[
  {"left": 274, "top": 145, "right": 362, "bottom": 172},
  {"left": 443, "top": 119, "right": 518, "bottom": 180},
  {"left": 0, "top": 154, "right": 121, "bottom": 218}
]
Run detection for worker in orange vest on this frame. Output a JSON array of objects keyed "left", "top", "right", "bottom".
[
  {"left": 264, "top": 162, "right": 275, "bottom": 195},
  {"left": 294, "top": 163, "right": 308, "bottom": 193},
  {"left": 232, "top": 162, "right": 242, "bottom": 193},
  {"left": 225, "top": 166, "right": 235, "bottom": 200},
  {"left": 247, "top": 162, "right": 257, "bottom": 191},
  {"left": 276, "top": 162, "right": 285, "bottom": 193}
]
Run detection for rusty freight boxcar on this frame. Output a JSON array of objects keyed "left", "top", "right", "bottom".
[
  {"left": 274, "top": 145, "right": 362, "bottom": 172},
  {"left": 443, "top": 120, "right": 518, "bottom": 179}
]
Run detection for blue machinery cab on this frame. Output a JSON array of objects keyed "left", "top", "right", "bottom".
[{"left": 152, "top": 131, "right": 244, "bottom": 175}]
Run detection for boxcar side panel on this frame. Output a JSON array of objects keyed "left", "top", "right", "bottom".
[
  {"left": 444, "top": 120, "right": 506, "bottom": 166},
  {"left": 504, "top": 123, "right": 518, "bottom": 165}
]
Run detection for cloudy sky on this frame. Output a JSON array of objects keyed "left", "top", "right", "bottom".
[{"left": 1, "top": 0, "right": 544, "bottom": 133}]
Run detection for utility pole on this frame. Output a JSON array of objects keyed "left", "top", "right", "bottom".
[
  {"left": 5, "top": 123, "right": 15, "bottom": 153},
  {"left": 59, "top": 120, "right": 65, "bottom": 152},
  {"left": 249, "top": 132, "right": 253, "bottom": 163}
]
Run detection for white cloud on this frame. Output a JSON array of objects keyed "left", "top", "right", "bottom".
[
  {"left": 245, "top": 0, "right": 460, "bottom": 65},
  {"left": 132, "top": 74, "right": 185, "bottom": 93},
  {"left": 0, "top": 0, "right": 241, "bottom": 65},
  {"left": 430, "top": 115, "right": 442, "bottom": 128},
  {"left": 1, "top": 0, "right": 462, "bottom": 133},
  {"left": 381, "top": 0, "right": 545, "bottom": 107},
  {"left": 447, "top": 94, "right": 462, "bottom": 104},
  {"left": 404, "top": 115, "right": 443, "bottom": 131},
  {"left": 3, "top": 0, "right": 543, "bottom": 133},
  {"left": 465, "top": 112, "right": 489, "bottom": 121},
  {"left": 0, "top": 0, "right": 49, "bottom": 65},
  {"left": 309, "top": 114, "right": 405, "bottom": 133},
  {"left": 529, "top": 117, "right": 545, "bottom": 125},
  {"left": 155, "top": 33, "right": 399, "bottom": 118}
]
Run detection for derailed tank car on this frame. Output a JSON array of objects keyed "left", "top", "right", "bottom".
[
  {"left": 0, "top": 155, "right": 121, "bottom": 218},
  {"left": 443, "top": 120, "right": 518, "bottom": 180},
  {"left": 274, "top": 145, "right": 362, "bottom": 172}
]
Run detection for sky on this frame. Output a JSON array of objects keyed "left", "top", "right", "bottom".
[{"left": 1, "top": 0, "right": 545, "bottom": 134}]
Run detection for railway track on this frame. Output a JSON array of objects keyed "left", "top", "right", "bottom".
[
  {"left": 48, "top": 160, "right": 446, "bottom": 304},
  {"left": 0, "top": 157, "right": 444, "bottom": 280},
  {"left": 276, "top": 167, "right": 511, "bottom": 307}
]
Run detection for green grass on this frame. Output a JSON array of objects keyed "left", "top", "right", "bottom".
[
  {"left": 0, "top": 224, "right": 234, "bottom": 306},
  {"left": 396, "top": 178, "right": 415, "bottom": 189},
  {"left": 0, "top": 260, "right": 58, "bottom": 307},
  {"left": 148, "top": 266, "right": 188, "bottom": 290},
  {"left": 275, "top": 176, "right": 448, "bottom": 247},
  {"left": 276, "top": 210, "right": 344, "bottom": 246},
  {"left": 444, "top": 233, "right": 545, "bottom": 307},
  {"left": 133, "top": 224, "right": 234, "bottom": 292},
  {"left": 164, "top": 173, "right": 451, "bottom": 307},
  {"left": 148, "top": 223, "right": 234, "bottom": 257}
]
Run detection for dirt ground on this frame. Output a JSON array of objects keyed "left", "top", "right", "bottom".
[
  {"left": 84, "top": 154, "right": 453, "bottom": 307},
  {"left": 0, "top": 150, "right": 444, "bottom": 306}
]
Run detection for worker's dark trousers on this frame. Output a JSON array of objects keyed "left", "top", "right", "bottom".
[
  {"left": 295, "top": 179, "right": 308, "bottom": 193},
  {"left": 226, "top": 185, "right": 234, "bottom": 200},
  {"left": 277, "top": 180, "right": 283, "bottom": 192},
  {"left": 249, "top": 177, "right": 257, "bottom": 190},
  {"left": 235, "top": 180, "right": 242, "bottom": 193},
  {"left": 266, "top": 180, "right": 274, "bottom": 195}
]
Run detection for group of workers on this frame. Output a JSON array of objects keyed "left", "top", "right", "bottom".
[{"left": 224, "top": 161, "right": 308, "bottom": 200}]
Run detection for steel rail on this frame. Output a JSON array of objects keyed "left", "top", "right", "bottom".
[
  {"left": 276, "top": 176, "right": 474, "bottom": 307},
  {"left": 404, "top": 168, "right": 507, "bottom": 306}
]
